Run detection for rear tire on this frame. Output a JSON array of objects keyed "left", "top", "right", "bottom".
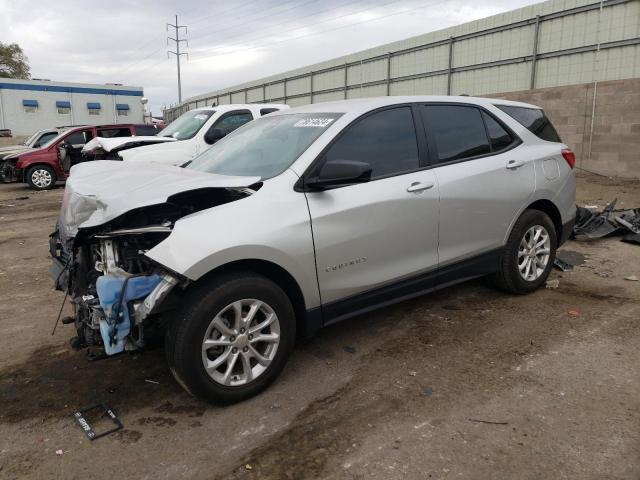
[
  {"left": 26, "top": 165, "right": 56, "bottom": 190},
  {"left": 166, "top": 271, "right": 296, "bottom": 405},
  {"left": 492, "top": 209, "right": 557, "bottom": 294}
]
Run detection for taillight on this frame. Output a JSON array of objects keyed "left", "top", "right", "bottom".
[{"left": 561, "top": 149, "right": 576, "bottom": 169}]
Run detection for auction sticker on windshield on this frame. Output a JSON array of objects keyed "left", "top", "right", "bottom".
[{"left": 293, "top": 118, "right": 335, "bottom": 128}]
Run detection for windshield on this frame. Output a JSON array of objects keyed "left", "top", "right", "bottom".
[
  {"left": 35, "top": 132, "right": 59, "bottom": 148},
  {"left": 23, "top": 131, "right": 41, "bottom": 146},
  {"left": 187, "top": 112, "right": 342, "bottom": 179},
  {"left": 159, "top": 110, "right": 215, "bottom": 140},
  {"left": 38, "top": 131, "right": 66, "bottom": 149}
]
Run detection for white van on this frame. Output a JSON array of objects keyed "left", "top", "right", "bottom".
[{"left": 118, "top": 104, "right": 288, "bottom": 166}]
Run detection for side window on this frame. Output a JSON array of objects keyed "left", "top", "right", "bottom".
[
  {"left": 97, "top": 127, "right": 131, "bottom": 138},
  {"left": 496, "top": 105, "right": 561, "bottom": 143},
  {"left": 212, "top": 111, "right": 253, "bottom": 135},
  {"left": 34, "top": 132, "right": 58, "bottom": 148},
  {"left": 260, "top": 108, "right": 279, "bottom": 115},
  {"left": 63, "top": 131, "right": 93, "bottom": 147},
  {"left": 134, "top": 125, "right": 159, "bottom": 136},
  {"left": 322, "top": 107, "right": 419, "bottom": 180},
  {"left": 421, "top": 105, "right": 490, "bottom": 163},
  {"left": 482, "top": 112, "right": 515, "bottom": 152}
]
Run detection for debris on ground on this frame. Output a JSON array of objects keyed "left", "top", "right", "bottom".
[
  {"left": 73, "top": 404, "right": 123, "bottom": 441},
  {"left": 244, "top": 464, "right": 253, "bottom": 471},
  {"left": 408, "top": 371, "right": 417, "bottom": 376},
  {"left": 624, "top": 275, "right": 639, "bottom": 282},
  {"left": 546, "top": 279, "right": 560, "bottom": 289},
  {"left": 55, "top": 449, "right": 64, "bottom": 456},
  {"left": 557, "top": 250, "right": 586, "bottom": 266},
  {"left": 144, "top": 379, "right": 160, "bottom": 385},
  {"left": 468, "top": 418, "right": 509, "bottom": 425},
  {"left": 442, "top": 304, "right": 463, "bottom": 310},
  {"left": 420, "top": 386, "right": 433, "bottom": 397},
  {"left": 567, "top": 309, "right": 580, "bottom": 317},
  {"left": 343, "top": 346, "right": 356, "bottom": 354},
  {"left": 553, "top": 258, "right": 573, "bottom": 272},
  {"left": 573, "top": 199, "right": 640, "bottom": 242},
  {"left": 622, "top": 233, "right": 640, "bottom": 245},
  {"left": 596, "top": 272, "right": 610, "bottom": 278}
]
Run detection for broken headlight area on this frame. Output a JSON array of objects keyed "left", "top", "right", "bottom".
[
  {"left": 49, "top": 182, "right": 259, "bottom": 356},
  {"left": 51, "top": 227, "right": 181, "bottom": 355}
]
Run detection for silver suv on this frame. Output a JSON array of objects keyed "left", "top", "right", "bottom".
[{"left": 50, "top": 96, "right": 576, "bottom": 404}]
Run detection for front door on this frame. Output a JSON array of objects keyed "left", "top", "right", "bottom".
[
  {"left": 61, "top": 129, "right": 94, "bottom": 172},
  {"left": 304, "top": 106, "right": 440, "bottom": 317}
]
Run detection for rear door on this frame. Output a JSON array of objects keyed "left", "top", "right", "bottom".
[
  {"left": 420, "top": 103, "right": 534, "bottom": 269},
  {"left": 305, "top": 105, "right": 440, "bottom": 314}
]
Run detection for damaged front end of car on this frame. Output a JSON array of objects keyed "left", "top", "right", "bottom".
[{"left": 49, "top": 161, "right": 260, "bottom": 356}]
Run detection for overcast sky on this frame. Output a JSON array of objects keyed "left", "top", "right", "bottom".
[{"left": 0, "top": 0, "right": 539, "bottom": 115}]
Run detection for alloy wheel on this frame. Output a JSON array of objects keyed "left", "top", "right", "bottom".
[
  {"left": 201, "top": 299, "right": 280, "bottom": 386},
  {"left": 518, "top": 225, "right": 551, "bottom": 281}
]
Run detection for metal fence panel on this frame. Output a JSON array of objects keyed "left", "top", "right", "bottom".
[{"left": 164, "top": 0, "right": 640, "bottom": 121}]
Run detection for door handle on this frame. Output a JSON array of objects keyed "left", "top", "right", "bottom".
[
  {"left": 407, "top": 181, "right": 434, "bottom": 193},
  {"left": 506, "top": 159, "right": 525, "bottom": 169}
]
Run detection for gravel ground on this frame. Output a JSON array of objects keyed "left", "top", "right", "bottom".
[{"left": 0, "top": 173, "right": 639, "bottom": 480}]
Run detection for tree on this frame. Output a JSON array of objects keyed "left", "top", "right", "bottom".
[{"left": 0, "top": 42, "right": 31, "bottom": 79}]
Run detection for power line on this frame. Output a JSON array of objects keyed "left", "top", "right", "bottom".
[
  {"left": 191, "top": 0, "right": 426, "bottom": 61},
  {"left": 188, "top": 0, "right": 319, "bottom": 41},
  {"left": 167, "top": 15, "right": 189, "bottom": 103},
  {"left": 187, "top": 0, "right": 373, "bottom": 53},
  {"left": 186, "top": 0, "right": 265, "bottom": 27}
]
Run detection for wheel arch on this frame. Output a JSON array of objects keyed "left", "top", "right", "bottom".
[
  {"left": 525, "top": 199, "right": 562, "bottom": 244},
  {"left": 185, "top": 258, "right": 314, "bottom": 338}
]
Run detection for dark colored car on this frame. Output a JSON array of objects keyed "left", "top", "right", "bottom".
[{"left": 2, "top": 123, "right": 161, "bottom": 190}]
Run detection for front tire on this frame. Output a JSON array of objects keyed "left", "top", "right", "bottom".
[
  {"left": 492, "top": 209, "right": 557, "bottom": 294},
  {"left": 26, "top": 165, "right": 56, "bottom": 190},
  {"left": 166, "top": 271, "right": 296, "bottom": 405}
]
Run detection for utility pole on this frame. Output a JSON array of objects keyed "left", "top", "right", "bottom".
[{"left": 167, "top": 15, "right": 188, "bottom": 104}]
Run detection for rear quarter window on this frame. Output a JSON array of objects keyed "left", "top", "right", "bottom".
[{"left": 496, "top": 105, "right": 561, "bottom": 143}]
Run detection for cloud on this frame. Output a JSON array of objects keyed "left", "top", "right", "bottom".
[{"left": 0, "top": 0, "right": 539, "bottom": 115}]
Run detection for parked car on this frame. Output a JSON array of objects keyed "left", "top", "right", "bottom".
[
  {"left": 2, "top": 123, "right": 161, "bottom": 189},
  {"left": 0, "top": 128, "right": 60, "bottom": 160},
  {"left": 49, "top": 96, "right": 576, "bottom": 404},
  {"left": 0, "top": 129, "right": 11, "bottom": 138},
  {"left": 117, "top": 103, "right": 289, "bottom": 166}
]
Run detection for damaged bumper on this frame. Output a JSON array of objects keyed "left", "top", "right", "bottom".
[
  {"left": 0, "top": 160, "right": 19, "bottom": 183},
  {"left": 49, "top": 161, "right": 259, "bottom": 357},
  {"left": 49, "top": 229, "right": 179, "bottom": 355}
]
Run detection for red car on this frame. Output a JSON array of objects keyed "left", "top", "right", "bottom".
[{"left": 2, "top": 123, "right": 161, "bottom": 190}]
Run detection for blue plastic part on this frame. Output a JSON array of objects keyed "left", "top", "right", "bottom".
[{"left": 96, "top": 274, "right": 162, "bottom": 355}]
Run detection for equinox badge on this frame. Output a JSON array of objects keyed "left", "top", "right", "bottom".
[{"left": 325, "top": 257, "right": 367, "bottom": 273}]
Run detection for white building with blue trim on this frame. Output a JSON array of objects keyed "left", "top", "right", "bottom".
[{"left": 0, "top": 78, "right": 145, "bottom": 136}]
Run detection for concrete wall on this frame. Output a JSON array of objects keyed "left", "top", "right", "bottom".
[
  {"left": 0, "top": 78, "right": 144, "bottom": 136},
  {"left": 488, "top": 78, "right": 639, "bottom": 177}
]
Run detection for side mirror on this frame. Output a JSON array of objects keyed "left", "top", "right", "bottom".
[
  {"left": 204, "top": 128, "right": 226, "bottom": 145},
  {"left": 305, "top": 160, "right": 372, "bottom": 190}
]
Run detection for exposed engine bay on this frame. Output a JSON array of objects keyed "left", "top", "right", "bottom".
[{"left": 50, "top": 182, "right": 257, "bottom": 356}]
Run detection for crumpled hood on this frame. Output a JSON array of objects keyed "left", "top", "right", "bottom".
[
  {"left": 58, "top": 160, "right": 260, "bottom": 245},
  {"left": 81, "top": 136, "right": 177, "bottom": 154},
  {"left": 0, "top": 144, "right": 29, "bottom": 153},
  {"left": 0, "top": 145, "right": 30, "bottom": 159}
]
